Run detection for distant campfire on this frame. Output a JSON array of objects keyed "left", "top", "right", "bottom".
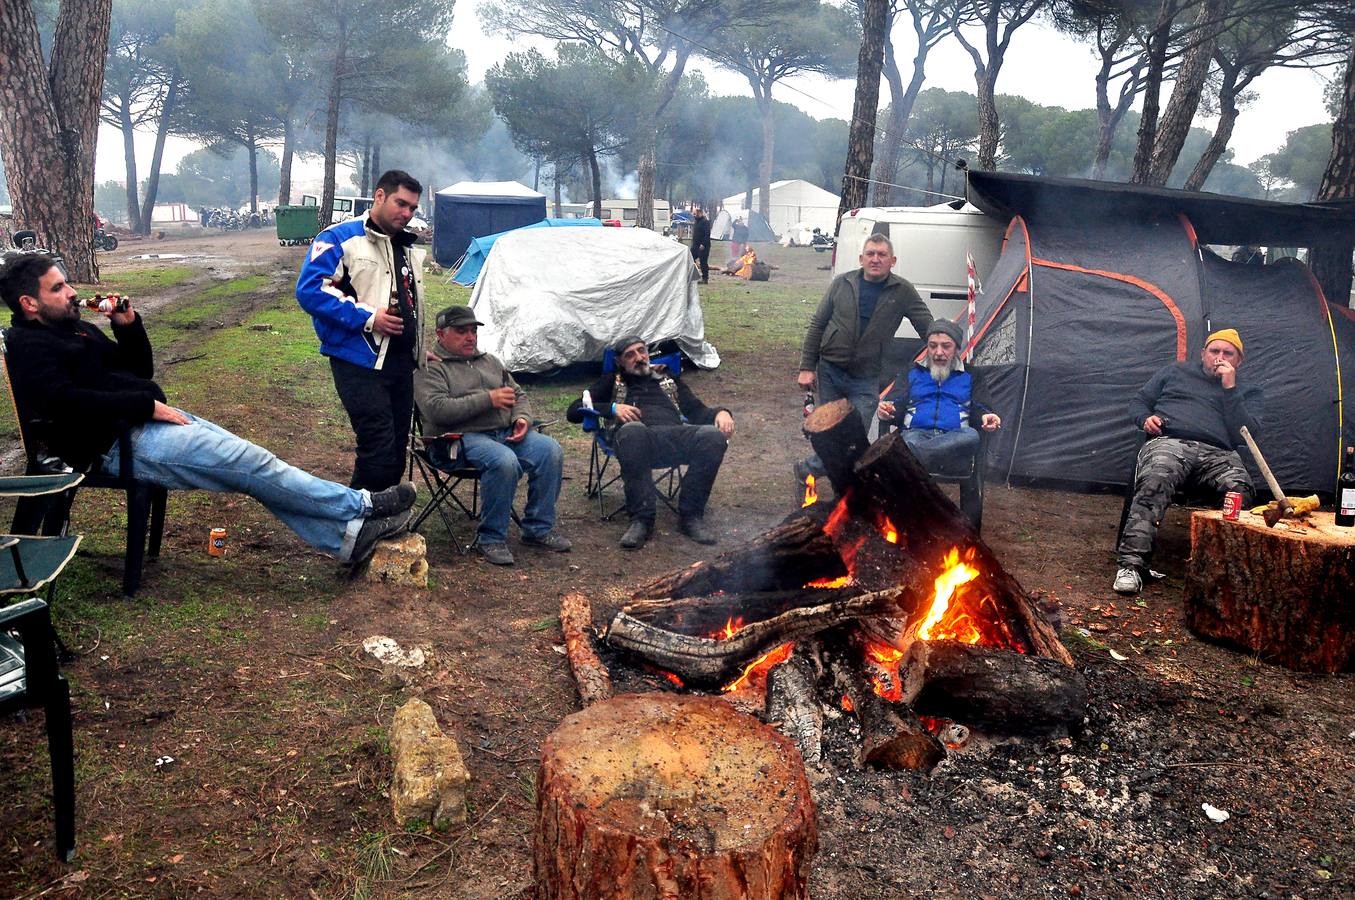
[{"left": 560, "top": 401, "right": 1085, "bottom": 773}]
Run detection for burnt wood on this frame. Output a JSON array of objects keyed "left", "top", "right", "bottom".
[
  {"left": 559, "top": 592, "right": 612, "bottom": 706},
  {"left": 902, "top": 640, "right": 1088, "bottom": 733},
  {"left": 823, "top": 638, "right": 944, "bottom": 771},
  {"left": 764, "top": 647, "right": 825, "bottom": 771},
  {"left": 803, "top": 398, "right": 871, "bottom": 497}
]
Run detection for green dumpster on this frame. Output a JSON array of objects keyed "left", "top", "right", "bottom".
[{"left": 275, "top": 205, "right": 321, "bottom": 246}]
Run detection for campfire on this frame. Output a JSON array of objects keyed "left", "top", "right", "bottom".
[{"left": 559, "top": 400, "right": 1085, "bottom": 773}]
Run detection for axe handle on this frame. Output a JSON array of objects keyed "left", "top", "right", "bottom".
[{"left": 1238, "top": 426, "right": 1288, "bottom": 504}]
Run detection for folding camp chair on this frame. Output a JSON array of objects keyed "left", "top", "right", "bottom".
[
  {"left": 406, "top": 412, "right": 547, "bottom": 551},
  {"left": 2, "top": 330, "right": 167, "bottom": 597},
  {"left": 1, "top": 597, "right": 77, "bottom": 862},
  {"left": 579, "top": 348, "right": 685, "bottom": 521}
]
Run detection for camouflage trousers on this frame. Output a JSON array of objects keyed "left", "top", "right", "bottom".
[{"left": 1116, "top": 437, "right": 1253, "bottom": 569}]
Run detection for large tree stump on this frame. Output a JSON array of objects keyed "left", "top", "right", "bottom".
[
  {"left": 1183, "top": 510, "right": 1355, "bottom": 673},
  {"left": 534, "top": 693, "right": 817, "bottom": 899}
]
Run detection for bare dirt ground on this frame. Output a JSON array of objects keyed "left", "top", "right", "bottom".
[{"left": 2, "top": 230, "right": 1352, "bottom": 898}]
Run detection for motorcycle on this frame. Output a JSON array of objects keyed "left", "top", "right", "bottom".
[
  {"left": 810, "top": 228, "right": 836, "bottom": 253},
  {"left": 94, "top": 227, "right": 118, "bottom": 251}
]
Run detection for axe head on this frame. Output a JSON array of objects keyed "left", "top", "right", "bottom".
[{"left": 1261, "top": 498, "right": 1295, "bottom": 528}]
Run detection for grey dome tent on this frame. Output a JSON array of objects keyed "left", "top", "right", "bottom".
[{"left": 962, "top": 170, "right": 1355, "bottom": 495}]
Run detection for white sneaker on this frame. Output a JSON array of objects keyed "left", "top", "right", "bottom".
[{"left": 1113, "top": 566, "right": 1142, "bottom": 595}]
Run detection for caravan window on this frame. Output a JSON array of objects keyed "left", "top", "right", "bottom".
[
  {"left": 334, "top": 199, "right": 353, "bottom": 214},
  {"left": 623, "top": 208, "right": 637, "bottom": 221}
]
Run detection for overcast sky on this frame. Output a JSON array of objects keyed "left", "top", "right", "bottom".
[{"left": 95, "top": 8, "right": 1336, "bottom": 191}]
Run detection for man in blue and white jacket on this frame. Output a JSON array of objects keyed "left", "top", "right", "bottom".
[
  {"left": 881, "top": 319, "right": 1000, "bottom": 473},
  {"left": 296, "top": 170, "right": 427, "bottom": 491}
]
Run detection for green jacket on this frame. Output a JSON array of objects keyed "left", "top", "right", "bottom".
[
  {"left": 414, "top": 345, "right": 533, "bottom": 434},
  {"left": 799, "top": 269, "right": 932, "bottom": 379}
]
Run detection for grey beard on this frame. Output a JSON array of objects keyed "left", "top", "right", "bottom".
[{"left": 929, "top": 360, "right": 955, "bottom": 383}]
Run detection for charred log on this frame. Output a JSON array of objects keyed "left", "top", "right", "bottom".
[
  {"left": 902, "top": 640, "right": 1087, "bottom": 734},
  {"left": 823, "top": 638, "right": 943, "bottom": 771},
  {"left": 559, "top": 592, "right": 613, "bottom": 706},
  {"left": 606, "top": 587, "right": 909, "bottom": 688},
  {"left": 534, "top": 693, "right": 817, "bottom": 899},
  {"left": 631, "top": 514, "right": 844, "bottom": 601},
  {"left": 765, "top": 647, "right": 825, "bottom": 771},
  {"left": 804, "top": 398, "right": 871, "bottom": 497}
]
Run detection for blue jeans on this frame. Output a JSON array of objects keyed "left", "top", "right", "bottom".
[
  {"left": 804, "top": 361, "right": 881, "bottom": 476},
  {"left": 901, "top": 427, "right": 980, "bottom": 474},
  {"left": 448, "top": 428, "right": 563, "bottom": 545},
  {"left": 102, "top": 412, "right": 369, "bottom": 560}
]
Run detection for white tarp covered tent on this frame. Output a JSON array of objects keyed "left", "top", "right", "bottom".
[
  {"left": 721, "top": 179, "right": 840, "bottom": 237},
  {"left": 468, "top": 227, "right": 721, "bottom": 373}
]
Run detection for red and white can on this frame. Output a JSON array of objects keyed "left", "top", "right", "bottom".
[{"left": 1222, "top": 492, "right": 1243, "bottom": 520}]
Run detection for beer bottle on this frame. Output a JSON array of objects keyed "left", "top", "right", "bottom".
[
  {"left": 1336, "top": 445, "right": 1355, "bottom": 527},
  {"left": 83, "top": 293, "right": 129, "bottom": 314},
  {"left": 803, "top": 391, "right": 816, "bottom": 418}
]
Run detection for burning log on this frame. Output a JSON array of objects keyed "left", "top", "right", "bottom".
[
  {"left": 764, "top": 648, "right": 824, "bottom": 771},
  {"left": 534, "top": 693, "right": 818, "bottom": 899},
  {"left": 605, "top": 587, "right": 907, "bottom": 688},
  {"left": 559, "top": 592, "right": 612, "bottom": 706},
  {"left": 902, "top": 640, "right": 1087, "bottom": 734},
  {"left": 1183, "top": 510, "right": 1355, "bottom": 673},
  {"left": 822, "top": 638, "right": 944, "bottom": 771},
  {"left": 803, "top": 398, "right": 871, "bottom": 497},
  {"left": 631, "top": 513, "right": 843, "bottom": 601}
]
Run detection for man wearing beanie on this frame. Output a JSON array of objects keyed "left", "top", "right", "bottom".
[
  {"left": 566, "top": 336, "right": 734, "bottom": 549},
  {"left": 880, "top": 318, "right": 1000, "bottom": 475},
  {"left": 1114, "top": 328, "right": 1260, "bottom": 594}
]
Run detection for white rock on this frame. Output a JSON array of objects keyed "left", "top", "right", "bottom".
[{"left": 1201, "top": 803, "right": 1230, "bottom": 823}]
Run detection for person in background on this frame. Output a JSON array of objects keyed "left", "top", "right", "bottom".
[{"left": 690, "top": 208, "right": 711, "bottom": 284}]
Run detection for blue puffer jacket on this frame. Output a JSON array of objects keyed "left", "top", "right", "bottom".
[{"left": 898, "top": 363, "right": 973, "bottom": 432}]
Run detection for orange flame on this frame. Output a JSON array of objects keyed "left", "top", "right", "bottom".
[
  {"left": 801, "top": 474, "right": 818, "bottom": 507},
  {"left": 917, "top": 547, "right": 984, "bottom": 644},
  {"left": 712, "top": 617, "right": 744, "bottom": 640},
  {"left": 841, "top": 694, "right": 854, "bottom": 713},
  {"left": 659, "top": 670, "right": 684, "bottom": 688},
  {"left": 877, "top": 513, "right": 899, "bottom": 544},
  {"left": 864, "top": 639, "right": 905, "bottom": 701},
  {"left": 722, "top": 642, "right": 794, "bottom": 693},
  {"left": 806, "top": 574, "right": 852, "bottom": 588}
]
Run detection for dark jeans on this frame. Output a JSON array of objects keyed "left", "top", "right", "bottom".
[
  {"left": 691, "top": 242, "right": 710, "bottom": 281},
  {"left": 613, "top": 422, "right": 727, "bottom": 522},
  {"left": 329, "top": 356, "right": 413, "bottom": 492}
]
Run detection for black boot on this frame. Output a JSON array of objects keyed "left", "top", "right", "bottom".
[{"left": 620, "top": 519, "right": 653, "bottom": 549}]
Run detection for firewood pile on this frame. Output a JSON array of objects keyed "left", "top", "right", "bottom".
[{"left": 560, "top": 400, "right": 1087, "bottom": 773}]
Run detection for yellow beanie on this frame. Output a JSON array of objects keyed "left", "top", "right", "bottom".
[{"left": 1206, "top": 328, "right": 1243, "bottom": 355}]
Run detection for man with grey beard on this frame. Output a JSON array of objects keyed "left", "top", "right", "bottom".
[
  {"left": 566, "top": 336, "right": 734, "bottom": 550},
  {"left": 880, "top": 319, "right": 1000, "bottom": 472}
]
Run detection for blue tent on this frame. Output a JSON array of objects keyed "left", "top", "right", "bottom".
[
  {"left": 433, "top": 181, "right": 547, "bottom": 268},
  {"left": 451, "top": 217, "right": 603, "bottom": 285}
]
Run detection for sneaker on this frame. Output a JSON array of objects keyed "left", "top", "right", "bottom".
[
  {"left": 1112, "top": 566, "right": 1142, "bottom": 595},
  {"left": 619, "top": 519, "right": 652, "bottom": 550},
  {"left": 476, "top": 541, "right": 515, "bottom": 566},
  {"left": 369, "top": 482, "right": 417, "bottom": 518},
  {"left": 679, "top": 516, "right": 718, "bottom": 545},
  {"left": 522, "top": 530, "right": 572, "bottom": 552},
  {"left": 350, "top": 508, "right": 413, "bottom": 563}
]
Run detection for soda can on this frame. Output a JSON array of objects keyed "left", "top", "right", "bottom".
[
  {"left": 1222, "top": 492, "right": 1243, "bottom": 520},
  {"left": 209, "top": 527, "right": 227, "bottom": 556}
]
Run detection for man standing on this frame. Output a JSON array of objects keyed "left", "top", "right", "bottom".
[
  {"left": 1114, "top": 329, "right": 1260, "bottom": 595},
  {"left": 414, "top": 306, "right": 570, "bottom": 566},
  {"left": 690, "top": 208, "right": 711, "bottom": 284},
  {"left": 566, "top": 337, "right": 734, "bottom": 550},
  {"left": 881, "top": 319, "right": 1000, "bottom": 472},
  {"left": 296, "top": 170, "right": 425, "bottom": 492},
  {"left": 796, "top": 233, "right": 933, "bottom": 477},
  {"left": 1, "top": 253, "right": 415, "bottom": 565}
]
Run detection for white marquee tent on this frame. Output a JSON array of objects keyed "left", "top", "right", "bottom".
[{"left": 721, "top": 179, "right": 840, "bottom": 237}]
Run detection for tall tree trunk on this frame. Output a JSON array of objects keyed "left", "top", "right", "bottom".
[
  {"left": 874, "top": 11, "right": 932, "bottom": 206},
  {"left": 839, "top": 0, "right": 888, "bottom": 221},
  {"left": 119, "top": 104, "right": 143, "bottom": 233},
  {"left": 553, "top": 164, "right": 562, "bottom": 217},
  {"left": 637, "top": 45, "right": 692, "bottom": 231},
  {"left": 1182, "top": 61, "right": 1240, "bottom": 191},
  {"left": 587, "top": 146, "right": 602, "bottom": 220},
  {"left": 320, "top": 36, "right": 346, "bottom": 232},
  {"left": 1130, "top": 0, "right": 1178, "bottom": 185},
  {"left": 247, "top": 128, "right": 259, "bottom": 213},
  {"left": 1147, "top": 0, "right": 1224, "bottom": 186},
  {"left": 138, "top": 76, "right": 177, "bottom": 236},
  {"left": 1092, "top": 34, "right": 1141, "bottom": 180},
  {"left": 278, "top": 115, "right": 294, "bottom": 206},
  {"left": 755, "top": 85, "right": 774, "bottom": 223},
  {"left": 371, "top": 142, "right": 380, "bottom": 187},
  {"left": 1312, "top": 47, "right": 1355, "bottom": 309},
  {"left": 974, "top": 68, "right": 1000, "bottom": 171}
]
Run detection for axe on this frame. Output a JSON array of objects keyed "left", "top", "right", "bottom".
[{"left": 1238, "top": 426, "right": 1293, "bottom": 527}]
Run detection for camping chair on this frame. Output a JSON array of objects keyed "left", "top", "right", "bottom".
[
  {"left": 2, "top": 330, "right": 167, "bottom": 597},
  {"left": 406, "top": 412, "right": 549, "bottom": 551},
  {"left": 1, "top": 597, "right": 77, "bottom": 862},
  {"left": 579, "top": 348, "right": 685, "bottom": 521}
]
